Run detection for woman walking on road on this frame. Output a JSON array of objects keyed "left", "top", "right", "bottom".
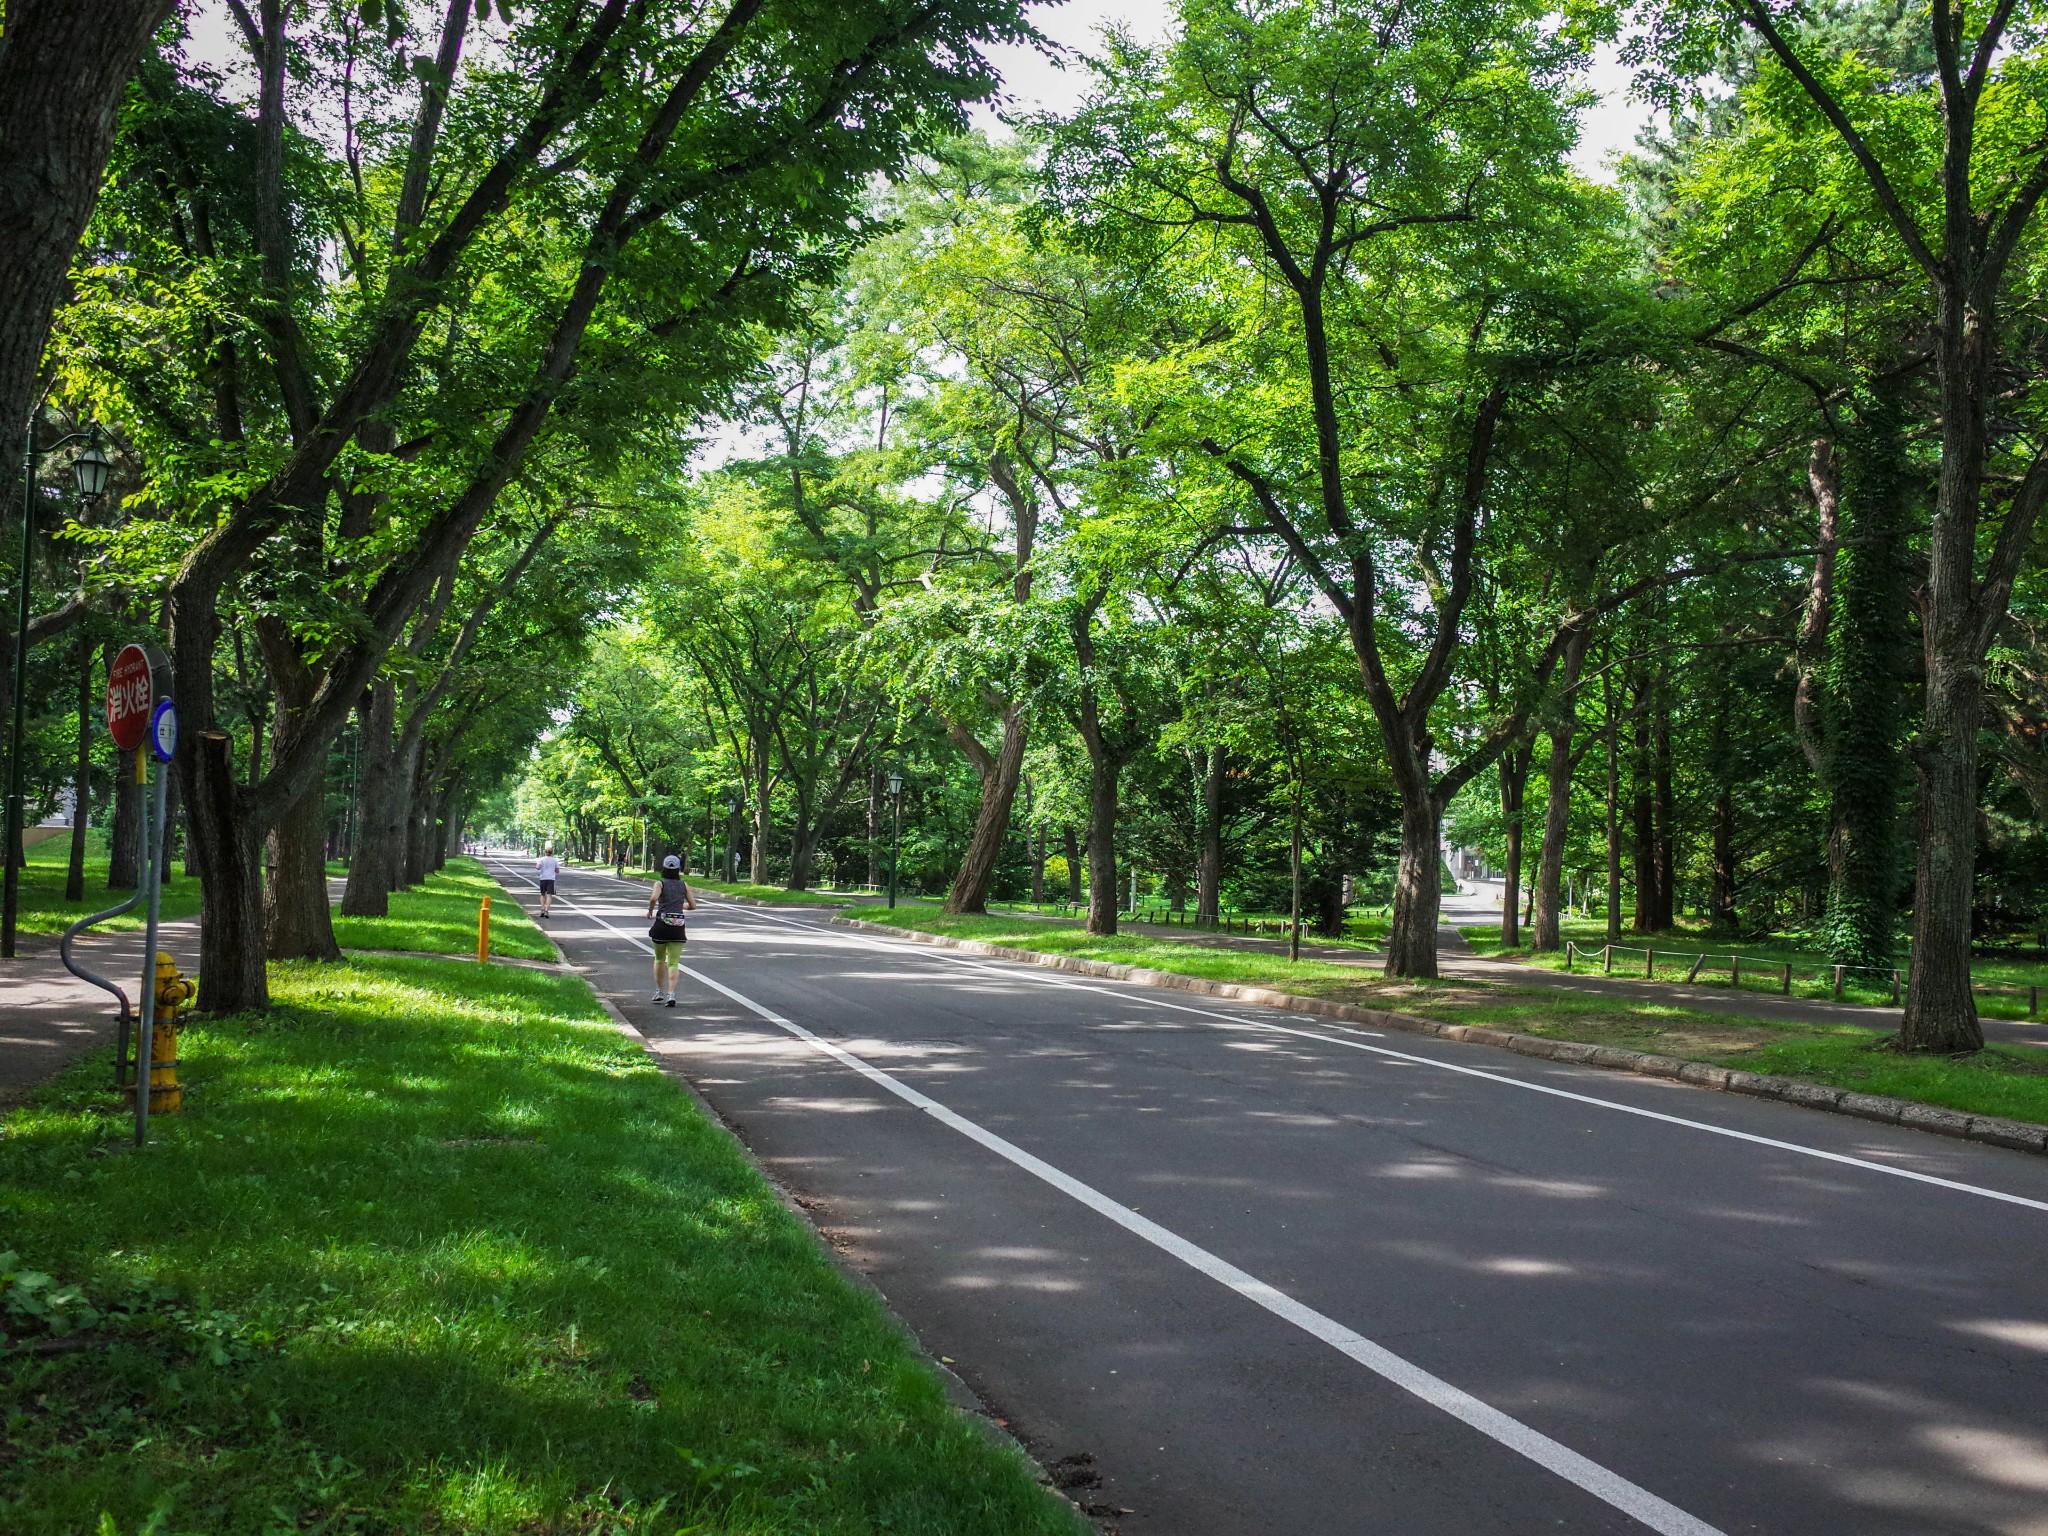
[
  {"left": 646, "top": 854, "right": 697, "bottom": 1005},
  {"left": 536, "top": 842, "right": 561, "bottom": 919}
]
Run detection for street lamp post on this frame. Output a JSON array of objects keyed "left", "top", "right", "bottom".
[
  {"left": 725, "top": 798, "right": 739, "bottom": 883},
  {"left": 887, "top": 771, "right": 904, "bottom": 909},
  {"left": 4, "top": 420, "right": 109, "bottom": 957}
]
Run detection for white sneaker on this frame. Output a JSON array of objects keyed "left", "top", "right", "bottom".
[
  {"left": 665, "top": 993, "right": 677, "bottom": 1006},
  {"left": 650, "top": 991, "right": 665, "bottom": 1003}
]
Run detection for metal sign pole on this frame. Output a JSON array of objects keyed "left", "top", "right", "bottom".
[{"left": 131, "top": 747, "right": 157, "bottom": 1145}]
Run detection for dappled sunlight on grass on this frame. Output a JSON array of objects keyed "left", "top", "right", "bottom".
[
  {"left": 331, "top": 858, "right": 554, "bottom": 961},
  {"left": 11, "top": 827, "right": 200, "bottom": 935},
  {"left": 0, "top": 953, "right": 1082, "bottom": 1536}
]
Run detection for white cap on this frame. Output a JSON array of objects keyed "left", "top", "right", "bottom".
[{"left": 662, "top": 855, "right": 681, "bottom": 871}]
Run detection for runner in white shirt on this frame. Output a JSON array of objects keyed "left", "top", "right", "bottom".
[{"left": 535, "top": 842, "right": 561, "bottom": 918}]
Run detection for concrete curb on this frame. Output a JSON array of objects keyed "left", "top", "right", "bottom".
[{"left": 832, "top": 916, "right": 2048, "bottom": 1159}]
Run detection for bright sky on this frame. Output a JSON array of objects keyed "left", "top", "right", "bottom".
[{"left": 976, "top": 0, "right": 1655, "bottom": 180}]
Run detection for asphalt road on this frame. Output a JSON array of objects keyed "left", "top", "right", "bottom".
[{"left": 490, "top": 856, "right": 2048, "bottom": 1536}]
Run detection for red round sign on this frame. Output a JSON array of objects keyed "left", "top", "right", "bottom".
[{"left": 106, "top": 643, "right": 155, "bottom": 751}]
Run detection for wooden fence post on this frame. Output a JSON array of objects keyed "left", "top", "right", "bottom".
[
  {"left": 1781, "top": 962, "right": 1792, "bottom": 995},
  {"left": 1832, "top": 964, "right": 1844, "bottom": 1000}
]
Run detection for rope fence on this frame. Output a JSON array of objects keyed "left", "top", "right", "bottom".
[{"left": 1563, "top": 941, "right": 2043, "bottom": 1015}]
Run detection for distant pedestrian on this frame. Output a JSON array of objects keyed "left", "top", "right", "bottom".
[
  {"left": 646, "top": 854, "right": 697, "bottom": 1006},
  {"left": 615, "top": 846, "right": 627, "bottom": 881},
  {"left": 536, "top": 842, "right": 561, "bottom": 919}
]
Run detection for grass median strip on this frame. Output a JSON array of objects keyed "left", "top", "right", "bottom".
[
  {"left": 859, "top": 908, "right": 2048, "bottom": 1130},
  {"left": 331, "top": 858, "right": 555, "bottom": 962},
  {"left": 0, "top": 953, "right": 1082, "bottom": 1536}
]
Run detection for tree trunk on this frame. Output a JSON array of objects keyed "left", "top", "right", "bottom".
[
  {"left": 65, "top": 637, "right": 91, "bottom": 901},
  {"left": 401, "top": 748, "right": 433, "bottom": 886},
  {"left": 1903, "top": 658, "right": 1985, "bottom": 1051},
  {"left": 1712, "top": 789, "right": 1738, "bottom": 932},
  {"left": 1820, "top": 384, "right": 1913, "bottom": 969},
  {"left": 1316, "top": 878, "right": 1345, "bottom": 939},
  {"left": 436, "top": 777, "right": 464, "bottom": 867},
  {"left": 1384, "top": 794, "right": 1443, "bottom": 976},
  {"left": 263, "top": 681, "right": 341, "bottom": 962},
  {"left": 749, "top": 744, "right": 771, "bottom": 885},
  {"left": 265, "top": 773, "right": 339, "bottom": 961},
  {"left": 1197, "top": 744, "right": 1223, "bottom": 925},
  {"left": 788, "top": 790, "right": 818, "bottom": 890},
  {"left": 1030, "top": 822, "right": 1045, "bottom": 905},
  {"left": 1897, "top": 268, "right": 2003, "bottom": 1053},
  {"left": 945, "top": 704, "right": 1025, "bottom": 914},
  {"left": 1653, "top": 681, "right": 1675, "bottom": 929},
  {"left": 1084, "top": 760, "right": 1118, "bottom": 936},
  {"left": 866, "top": 767, "right": 879, "bottom": 887},
  {"left": 1064, "top": 825, "right": 1082, "bottom": 904},
  {"left": 186, "top": 731, "right": 269, "bottom": 1012},
  {"left": 341, "top": 685, "right": 396, "bottom": 916},
  {"left": 1531, "top": 629, "right": 1588, "bottom": 951},
  {"left": 1498, "top": 745, "right": 1528, "bottom": 947},
  {"left": 1631, "top": 689, "right": 1656, "bottom": 934},
  {"left": 0, "top": 0, "right": 177, "bottom": 502},
  {"left": 1604, "top": 670, "right": 1621, "bottom": 943},
  {"left": 108, "top": 740, "right": 140, "bottom": 890}
]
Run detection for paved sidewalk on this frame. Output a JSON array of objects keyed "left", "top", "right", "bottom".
[{"left": 0, "top": 919, "right": 201, "bottom": 1104}]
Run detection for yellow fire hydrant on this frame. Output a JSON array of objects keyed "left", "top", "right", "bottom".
[{"left": 144, "top": 951, "right": 194, "bottom": 1114}]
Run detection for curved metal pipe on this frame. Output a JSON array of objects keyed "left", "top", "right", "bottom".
[{"left": 59, "top": 886, "right": 142, "bottom": 1086}]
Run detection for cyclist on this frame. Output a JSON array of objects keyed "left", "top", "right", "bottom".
[{"left": 646, "top": 854, "right": 697, "bottom": 1005}]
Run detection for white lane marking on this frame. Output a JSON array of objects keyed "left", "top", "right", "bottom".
[
  {"left": 671, "top": 953, "right": 1725, "bottom": 1536},
  {"left": 489, "top": 864, "right": 1727, "bottom": 1528},
  {"left": 715, "top": 902, "right": 2048, "bottom": 1217}
]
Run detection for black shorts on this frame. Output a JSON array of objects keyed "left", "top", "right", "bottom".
[{"left": 538, "top": 879, "right": 556, "bottom": 894}]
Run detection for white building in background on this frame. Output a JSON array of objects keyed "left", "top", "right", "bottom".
[{"left": 35, "top": 786, "right": 78, "bottom": 828}]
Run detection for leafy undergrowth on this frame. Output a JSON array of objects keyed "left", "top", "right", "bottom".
[
  {"left": 11, "top": 828, "right": 201, "bottom": 937},
  {"left": 0, "top": 954, "right": 1081, "bottom": 1536},
  {"left": 859, "top": 909, "right": 2048, "bottom": 1128},
  {"left": 330, "top": 858, "right": 554, "bottom": 961}
]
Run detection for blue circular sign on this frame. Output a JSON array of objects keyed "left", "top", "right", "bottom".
[{"left": 150, "top": 699, "right": 178, "bottom": 764}]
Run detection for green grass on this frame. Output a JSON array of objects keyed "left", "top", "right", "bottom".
[
  {"left": 330, "top": 859, "right": 555, "bottom": 962},
  {"left": 9, "top": 827, "right": 200, "bottom": 937},
  {"left": 1465, "top": 917, "right": 2048, "bottom": 1016},
  {"left": 857, "top": 908, "right": 2048, "bottom": 1128},
  {"left": 0, "top": 954, "right": 1082, "bottom": 1536}
]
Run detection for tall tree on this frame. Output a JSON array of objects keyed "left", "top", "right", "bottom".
[{"left": 1643, "top": 0, "right": 2048, "bottom": 1049}]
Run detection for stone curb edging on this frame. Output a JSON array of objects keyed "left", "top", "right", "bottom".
[{"left": 832, "top": 916, "right": 2048, "bottom": 1159}]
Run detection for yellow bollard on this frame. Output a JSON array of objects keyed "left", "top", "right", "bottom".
[
  {"left": 139, "top": 952, "right": 192, "bottom": 1114},
  {"left": 477, "top": 895, "right": 492, "bottom": 963}
]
